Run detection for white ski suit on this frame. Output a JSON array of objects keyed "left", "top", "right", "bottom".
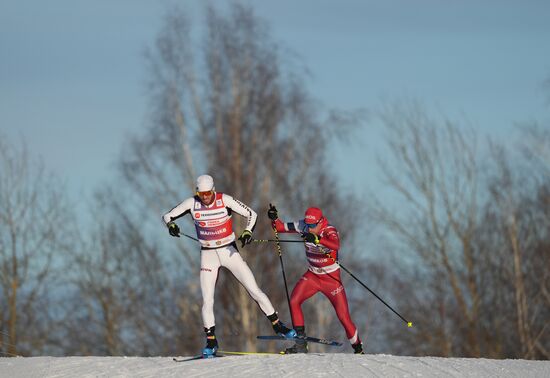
[{"left": 163, "top": 192, "right": 275, "bottom": 328}]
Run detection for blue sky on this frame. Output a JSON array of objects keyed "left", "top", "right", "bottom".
[{"left": 2, "top": 0, "right": 550, "bottom": 205}]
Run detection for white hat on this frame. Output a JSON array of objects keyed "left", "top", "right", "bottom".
[{"left": 196, "top": 174, "right": 215, "bottom": 192}]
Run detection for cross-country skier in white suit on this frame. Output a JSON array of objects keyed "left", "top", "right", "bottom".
[{"left": 163, "top": 174, "right": 296, "bottom": 357}]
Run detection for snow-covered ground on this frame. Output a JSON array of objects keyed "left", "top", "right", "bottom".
[{"left": 1, "top": 354, "right": 548, "bottom": 378}]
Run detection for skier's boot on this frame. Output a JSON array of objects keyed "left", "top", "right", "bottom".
[
  {"left": 352, "top": 340, "right": 365, "bottom": 354},
  {"left": 268, "top": 312, "right": 297, "bottom": 338},
  {"left": 202, "top": 326, "right": 218, "bottom": 358},
  {"left": 284, "top": 326, "right": 308, "bottom": 354}
]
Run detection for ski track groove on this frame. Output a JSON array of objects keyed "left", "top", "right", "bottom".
[
  {"left": 418, "top": 357, "right": 459, "bottom": 378},
  {"left": 322, "top": 354, "right": 346, "bottom": 378},
  {"left": 366, "top": 355, "right": 416, "bottom": 377},
  {"left": 440, "top": 359, "right": 463, "bottom": 375},
  {"left": 460, "top": 358, "right": 517, "bottom": 378},
  {"left": 354, "top": 356, "right": 383, "bottom": 378}
]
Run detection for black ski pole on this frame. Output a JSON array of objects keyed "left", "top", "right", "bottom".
[
  {"left": 178, "top": 232, "right": 199, "bottom": 242},
  {"left": 252, "top": 239, "right": 304, "bottom": 243},
  {"left": 178, "top": 232, "right": 302, "bottom": 245},
  {"left": 340, "top": 261, "right": 412, "bottom": 327},
  {"left": 321, "top": 251, "right": 412, "bottom": 327},
  {"left": 271, "top": 225, "right": 293, "bottom": 320}
]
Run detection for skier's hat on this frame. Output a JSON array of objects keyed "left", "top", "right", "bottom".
[
  {"left": 304, "top": 207, "right": 323, "bottom": 225},
  {"left": 196, "top": 175, "right": 215, "bottom": 192}
]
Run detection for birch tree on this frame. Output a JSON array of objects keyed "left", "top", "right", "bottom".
[{"left": 0, "top": 135, "right": 73, "bottom": 356}]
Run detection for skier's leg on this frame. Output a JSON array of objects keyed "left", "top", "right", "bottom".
[
  {"left": 221, "top": 244, "right": 295, "bottom": 337},
  {"left": 200, "top": 249, "right": 221, "bottom": 329},
  {"left": 320, "top": 271, "right": 364, "bottom": 353},
  {"left": 289, "top": 270, "right": 320, "bottom": 327},
  {"left": 283, "top": 271, "right": 319, "bottom": 354},
  {"left": 220, "top": 244, "right": 275, "bottom": 316}
]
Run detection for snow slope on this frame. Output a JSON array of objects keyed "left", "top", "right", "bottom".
[{"left": 1, "top": 354, "right": 548, "bottom": 378}]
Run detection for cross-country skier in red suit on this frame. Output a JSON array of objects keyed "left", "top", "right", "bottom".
[
  {"left": 162, "top": 175, "right": 296, "bottom": 358},
  {"left": 268, "top": 204, "right": 364, "bottom": 354}
]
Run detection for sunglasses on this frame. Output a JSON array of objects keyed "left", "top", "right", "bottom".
[
  {"left": 196, "top": 190, "right": 214, "bottom": 196},
  {"left": 305, "top": 221, "right": 320, "bottom": 228}
]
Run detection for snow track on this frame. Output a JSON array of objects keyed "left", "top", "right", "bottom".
[{"left": 1, "top": 354, "right": 548, "bottom": 378}]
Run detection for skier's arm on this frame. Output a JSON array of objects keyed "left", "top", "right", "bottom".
[
  {"left": 223, "top": 194, "right": 257, "bottom": 232},
  {"left": 162, "top": 197, "right": 194, "bottom": 225},
  {"left": 272, "top": 218, "right": 300, "bottom": 234},
  {"left": 267, "top": 204, "right": 300, "bottom": 234},
  {"left": 318, "top": 228, "right": 340, "bottom": 251}
]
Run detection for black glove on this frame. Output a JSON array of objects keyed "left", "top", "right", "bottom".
[
  {"left": 167, "top": 221, "right": 180, "bottom": 237},
  {"left": 238, "top": 230, "right": 253, "bottom": 248},
  {"left": 267, "top": 203, "right": 278, "bottom": 220},
  {"left": 303, "top": 232, "right": 320, "bottom": 244}
]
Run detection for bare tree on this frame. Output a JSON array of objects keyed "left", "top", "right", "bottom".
[
  {"left": 520, "top": 123, "right": 550, "bottom": 177},
  {"left": 369, "top": 102, "right": 484, "bottom": 357},
  {"left": 482, "top": 132, "right": 550, "bottom": 359},
  {"left": 59, "top": 187, "right": 203, "bottom": 356},
  {"left": 368, "top": 101, "right": 549, "bottom": 359},
  {"left": 0, "top": 134, "right": 73, "bottom": 356}
]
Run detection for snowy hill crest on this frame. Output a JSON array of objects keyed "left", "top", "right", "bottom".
[{"left": 1, "top": 354, "right": 549, "bottom": 378}]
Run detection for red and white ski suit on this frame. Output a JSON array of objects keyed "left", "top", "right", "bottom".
[
  {"left": 163, "top": 192, "right": 276, "bottom": 328},
  {"left": 272, "top": 217, "right": 361, "bottom": 345}
]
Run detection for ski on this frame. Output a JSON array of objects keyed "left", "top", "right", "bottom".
[
  {"left": 220, "top": 350, "right": 325, "bottom": 356},
  {"left": 173, "top": 355, "right": 225, "bottom": 362},
  {"left": 218, "top": 350, "right": 284, "bottom": 356},
  {"left": 256, "top": 335, "right": 342, "bottom": 347}
]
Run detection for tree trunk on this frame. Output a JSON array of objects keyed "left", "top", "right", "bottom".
[
  {"left": 8, "top": 277, "right": 17, "bottom": 356},
  {"left": 508, "top": 215, "right": 534, "bottom": 359}
]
